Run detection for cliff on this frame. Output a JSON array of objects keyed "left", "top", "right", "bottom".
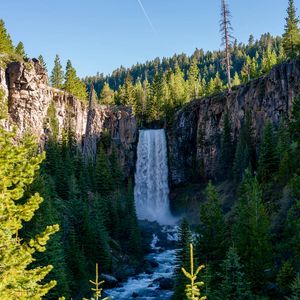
[
  {"left": 0, "top": 60, "right": 137, "bottom": 176},
  {"left": 3, "top": 58, "right": 300, "bottom": 185},
  {"left": 169, "top": 59, "right": 300, "bottom": 185}
]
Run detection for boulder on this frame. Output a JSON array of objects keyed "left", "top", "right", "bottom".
[
  {"left": 101, "top": 274, "right": 118, "bottom": 288},
  {"left": 158, "top": 278, "right": 174, "bottom": 290}
]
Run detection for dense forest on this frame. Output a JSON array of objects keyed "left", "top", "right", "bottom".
[
  {"left": 83, "top": 33, "right": 285, "bottom": 126},
  {"left": 1, "top": 0, "right": 300, "bottom": 299}
]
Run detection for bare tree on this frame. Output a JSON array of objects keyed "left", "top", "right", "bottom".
[{"left": 220, "top": 0, "right": 234, "bottom": 90}]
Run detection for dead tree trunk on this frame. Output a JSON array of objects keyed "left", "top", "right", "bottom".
[{"left": 220, "top": 0, "right": 233, "bottom": 90}]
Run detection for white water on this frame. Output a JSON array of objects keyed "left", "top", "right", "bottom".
[
  {"left": 106, "top": 229, "right": 178, "bottom": 300},
  {"left": 134, "top": 129, "right": 173, "bottom": 224}
]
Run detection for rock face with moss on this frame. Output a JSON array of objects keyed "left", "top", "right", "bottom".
[
  {"left": 169, "top": 59, "right": 300, "bottom": 185},
  {"left": 1, "top": 60, "right": 137, "bottom": 176}
]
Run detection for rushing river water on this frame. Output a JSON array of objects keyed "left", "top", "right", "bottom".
[{"left": 107, "top": 228, "right": 178, "bottom": 300}]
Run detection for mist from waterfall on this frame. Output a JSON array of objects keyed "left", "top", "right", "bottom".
[{"left": 134, "top": 129, "right": 174, "bottom": 225}]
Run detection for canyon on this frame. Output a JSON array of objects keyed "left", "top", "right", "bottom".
[{"left": 1, "top": 59, "right": 300, "bottom": 184}]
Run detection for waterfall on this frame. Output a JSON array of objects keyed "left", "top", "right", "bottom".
[{"left": 134, "top": 129, "right": 173, "bottom": 224}]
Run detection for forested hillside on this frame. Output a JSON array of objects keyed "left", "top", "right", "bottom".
[
  {"left": 1, "top": 0, "right": 300, "bottom": 299},
  {"left": 84, "top": 33, "right": 284, "bottom": 125}
]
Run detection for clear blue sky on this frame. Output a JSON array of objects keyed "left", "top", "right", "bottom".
[{"left": 1, "top": 0, "right": 299, "bottom": 77}]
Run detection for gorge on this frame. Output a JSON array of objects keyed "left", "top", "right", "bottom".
[
  {"left": 2, "top": 59, "right": 300, "bottom": 185},
  {"left": 1, "top": 57, "right": 300, "bottom": 299}
]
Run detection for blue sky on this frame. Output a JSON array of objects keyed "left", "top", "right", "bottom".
[{"left": 1, "top": 0, "right": 299, "bottom": 77}]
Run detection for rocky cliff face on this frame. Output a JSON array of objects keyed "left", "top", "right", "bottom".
[
  {"left": 0, "top": 60, "right": 137, "bottom": 176},
  {"left": 169, "top": 59, "right": 300, "bottom": 185}
]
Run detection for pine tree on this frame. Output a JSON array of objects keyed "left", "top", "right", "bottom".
[
  {"left": 123, "top": 179, "right": 142, "bottom": 257},
  {"left": 197, "top": 182, "right": 227, "bottom": 270},
  {"left": 233, "top": 111, "right": 255, "bottom": 182},
  {"left": 232, "top": 72, "right": 241, "bottom": 86},
  {"left": 0, "top": 122, "right": 59, "bottom": 299},
  {"left": 173, "top": 218, "right": 193, "bottom": 300},
  {"left": 283, "top": 199, "right": 300, "bottom": 270},
  {"left": 109, "top": 147, "right": 122, "bottom": 188},
  {"left": 241, "top": 56, "right": 251, "bottom": 82},
  {"left": 181, "top": 244, "right": 206, "bottom": 300},
  {"left": 216, "top": 247, "right": 252, "bottom": 300},
  {"left": 219, "top": 113, "right": 234, "bottom": 179},
  {"left": 206, "top": 77, "right": 216, "bottom": 95},
  {"left": 121, "top": 74, "right": 135, "bottom": 106},
  {"left": 81, "top": 196, "right": 112, "bottom": 273},
  {"left": 64, "top": 59, "right": 88, "bottom": 101},
  {"left": 277, "top": 261, "right": 295, "bottom": 296},
  {"left": 15, "top": 41, "right": 26, "bottom": 58},
  {"left": 51, "top": 54, "right": 64, "bottom": 89},
  {"left": 257, "top": 121, "right": 278, "bottom": 186},
  {"left": 188, "top": 58, "right": 200, "bottom": 99},
  {"left": 38, "top": 55, "right": 48, "bottom": 72},
  {"left": 83, "top": 263, "right": 109, "bottom": 300},
  {"left": 277, "top": 117, "right": 293, "bottom": 186},
  {"left": 233, "top": 170, "right": 272, "bottom": 293},
  {"left": 250, "top": 56, "right": 259, "bottom": 78},
  {"left": 169, "top": 64, "right": 188, "bottom": 106},
  {"left": 0, "top": 19, "right": 14, "bottom": 55},
  {"left": 99, "top": 82, "right": 115, "bottom": 105},
  {"left": 290, "top": 96, "right": 300, "bottom": 143},
  {"left": 95, "top": 144, "right": 113, "bottom": 194},
  {"left": 287, "top": 274, "right": 300, "bottom": 300},
  {"left": 214, "top": 72, "right": 225, "bottom": 92},
  {"left": 22, "top": 171, "right": 71, "bottom": 300},
  {"left": 146, "top": 73, "right": 164, "bottom": 122},
  {"left": 282, "top": 0, "right": 300, "bottom": 59}
]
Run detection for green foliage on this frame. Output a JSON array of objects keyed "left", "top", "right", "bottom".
[
  {"left": 188, "top": 58, "right": 200, "bottom": 99},
  {"left": 282, "top": 199, "right": 300, "bottom": 269},
  {"left": 257, "top": 121, "right": 278, "bottom": 188},
  {"left": 216, "top": 247, "right": 252, "bottom": 300},
  {"left": 197, "top": 182, "right": 227, "bottom": 268},
  {"left": 46, "top": 101, "right": 59, "bottom": 139},
  {"left": 233, "top": 111, "right": 255, "bottom": 181},
  {"left": 282, "top": 0, "right": 300, "bottom": 59},
  {"left": 277, "top": 261, "right": 295, "bottom": 296},
  {"left": 233, "top": 170, "right": 272, "bottom": 293},
  {"left": 0, "top": 121, "right": 59, "bottom": 299},
  {"left": 173, "top": 218, "right": 193, "bottom": 300},
  {"left": 232, "top": 72, "right": 241, "bottom": 86},
  {"left": 286, "top": 274, "right": 300, "bottom": 300},
  {"left": 95, "top": 144, "right": 113, "bottom": 194},
  {"left": 83, "top": 264, "right": 109, "bottom": 300},
  {"left": 15, "top": 41, "right": 26, "bottom": 58},
  {"left": 84, "top": 33, "right": 285, "bottom": 125},
  {"left": 64, "top": 59, "right": 88, "bottom": 101},
  {"left": 100, "top": 82, "right": 115, "bottom": 105},
  {"left": 181, "top": 244, "right": 206, "bottom": 300},
  {"left": 219, "top": 113, "right": 234, "bottom": 179},
  {"left": 38, "top": 55, "right": 47, "bottom": 72},
  {"left": 51, "top": 54, "right": 64, "bottom": 89},
  {"left": 0, "top": 19, "right": 14, "bottom": 55}
]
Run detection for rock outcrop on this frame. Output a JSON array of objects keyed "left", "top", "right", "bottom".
[
  {"left": 169, "top": 59, "right": 300, "bottom": 185},
  {"left": 0, "top": 60, "right": 137, "bottom": 176}
]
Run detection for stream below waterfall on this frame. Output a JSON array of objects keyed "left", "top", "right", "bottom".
[
  {"left": 106, "top": 227, "right": 178, "bottom": 300},
  {"left": 107, "top": 129, "right": 179, "bottom": 299}
]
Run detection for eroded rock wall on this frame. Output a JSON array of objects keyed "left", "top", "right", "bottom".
[
  {"left": 0, "top": 60, "right": 137, "bottom": 176},
  {"left": 169, "top": 59, "right": 300, "bottom": 185}
]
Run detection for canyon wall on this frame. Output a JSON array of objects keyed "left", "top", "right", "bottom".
[
  {"left": 2, "top": 59, "right": 300, "bottom": 185},
  {"left": 0, "top": 60, "right": 137, "bottom": 176},
  {"left": 169, "top": 59, "right": 300, "bottom": 185}
]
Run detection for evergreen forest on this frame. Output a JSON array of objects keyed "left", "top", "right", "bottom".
[{"left": 1, "top": 0, "right": 300, "bottom": 299}]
